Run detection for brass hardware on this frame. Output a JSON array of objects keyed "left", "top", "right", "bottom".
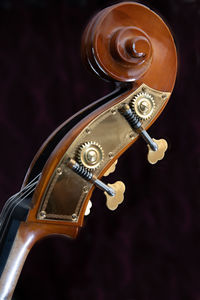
[
  {"left": 66, "top": 157, "right": 115, "bottom": 196},
  {"left": 85, "top": 128, "right": 91, "bottom": 134},
  {"left": 56, "top": 167, "right": 63, "bottom": 175},
  {"left": 142, "top": 87, "right": 146, "bottom": 92},
  {"left": 39, "top": 211, "right": 46, "bottom": 219},
  {"left": 83, "top": 186, "right": 89, "bottom": 193},
  {"left": 120, "top": 104, "right": 168, "bottom": 164},
  {"left": 38, "top": 83, "right": 170, "bottom": 222},
  {"left": 108, "top": 152, "right": 114, "bottom": 159},
  {"left": 85, "top": 200, "right": 92, "bottom": 216},
  {"left": 72, "top": 213, "right": 78, "bottom": 221},
  {"left": 130, "top": 92, "right": 155, "bottom": 120},
  {"left": 104, "top": 159, "right": 118, "bottom": 177},
  {"left": 111, "top": 108, "right": 117, "bottom": 115},
  {"left": 147, "top": 138, "right": 168, "bottom": 164},
  {"left": 104, "top": 181, "right": 126, "bottom": 211},
  {"left": 77, "top": 141, "right": 104, "bottom": 170}
]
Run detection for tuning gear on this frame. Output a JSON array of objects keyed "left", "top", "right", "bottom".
[
  {"left": 130, "top": 92, "right": 155, "bottom": 120},
  {"left": 76, "top": 141, "right": 104, "bottom": 170},
  {"left": 120, "top": 104, "right": 168, "bottom": 164}
]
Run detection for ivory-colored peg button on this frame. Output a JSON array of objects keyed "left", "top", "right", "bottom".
[
  {"left": 104, "top": 181, "right": 126, "bottom": 211},
  {"left": 147, "top": 138, "right": 168, "bottom": 164}
]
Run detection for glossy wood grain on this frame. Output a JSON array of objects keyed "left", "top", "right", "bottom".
[
  {"left": 0, "top": 2, "right": 177, "bottom": 298},
  {"left": 82, "top": 2, "right": 177, "bottom": 90},
  {"left": 27, "top": 1, "right": 177, "bottom": 231},
  {"left": 0, "top": 222, "right": 78, "bottom": 299}
]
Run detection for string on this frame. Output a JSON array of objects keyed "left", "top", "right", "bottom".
[
  {"left": 0, "top": 173, "right": 41, "bottom": 244},
  {"left": 0, "top": 173, "right": 41, "bottom": 223},
  {"left": 0, "top": 185, "right": 37, "bottom": 245},
  {"left": 0, "top": 181, "right": 38, "bottom": 228}
]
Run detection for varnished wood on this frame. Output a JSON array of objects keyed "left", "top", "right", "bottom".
[
  {"left": 82, "top": 2, "right": 177, "bottom": 87},
  {"left": 0, "top": 2, "right": 177, "bottom": 298},
  {"left": 22, "top": 85, "right": 124, "bottom": 186},
  {"left": 26, "top": 0, "right": 177, "bottom": 232},
  {"left": 0, "top": 222, "right": 79, "bottom": 299}
]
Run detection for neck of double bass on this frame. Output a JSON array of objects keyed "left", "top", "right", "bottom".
[{"left": 0, "top": 222, "right": 35, "bottom": 300}]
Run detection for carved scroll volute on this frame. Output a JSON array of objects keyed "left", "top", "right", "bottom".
[
  {"left": 82, "top": 2, "right": 177, "bottom": 88},
  {"left": 25, "top": 2, "right": 177, "bottom": 232},
  {"left": 109, "top": 26, "right": 152, "bottom": 80}
]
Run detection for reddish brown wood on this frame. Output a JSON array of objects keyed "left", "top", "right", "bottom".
[
  {"left": 22, "top": 86, "right": 123, "bottom": 187},
  {"left": 82, "top": 1, "right": 177, "bottom": 90},
  {"left": 0, "top": 222, "right": 79, "bottom": 299},
  {"left": 27, "top": 1, "right": 177, "bottom": 230},
  {"left": 0, "top": 2, "right": 177, "bottom": 297}
]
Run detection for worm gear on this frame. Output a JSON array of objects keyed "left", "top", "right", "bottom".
[
  {"left": 76, "top": 141, "right": 104, "bottom": 170},
  {"left": 130, "top": 92, "right": 155, "bottom": 120}
]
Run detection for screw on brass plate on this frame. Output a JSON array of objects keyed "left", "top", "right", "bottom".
[
  {"left": 111, "top": 109, "right": 116, "bottom": 115},
  {"left": 72, "top": 213, "right": 78, "bottom": 221},
  {"left": 85, "top": 128, "right": 91, "bottom": 134},
  {"left": 129, "top": 132, "right": 134, "bottom": 139},
  {"left": 108, "top": 152, "right": 114, "bottom": 159},
  {"left": 39, "top": 211, "right": 46, "bottom": 219},
  {"left": 56, "top": 167, "right": 62, "bottom": 175},
  {"left": 83, "top": 186, "right": 89, "bottom": 193},
  {"left": 162, "top": 94, "right": 167, "bottom": 99},
  {"left": 142, "top": 87, "right": 146, "bottom": 92}
]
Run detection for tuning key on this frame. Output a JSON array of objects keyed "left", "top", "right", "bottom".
[
  {"left": 104, "top": 181, "right": 126, "bottom": 211},
  {"left": 147, "top": 138, "right": 168, "bottom": 164},
  {"left": 66, "top": 158, "right": 126, "bottom": 211},
  {"left": 120, "top": 104, "right": 168, "bottom": 164}
]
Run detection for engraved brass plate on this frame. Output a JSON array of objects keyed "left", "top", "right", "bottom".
[{"left": 37, "top": 84, "right": 170, "bottom": 222}]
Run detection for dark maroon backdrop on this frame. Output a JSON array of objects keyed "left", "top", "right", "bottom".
[{"left": 0, "top": 0, "right": 199, "bottom": 299}]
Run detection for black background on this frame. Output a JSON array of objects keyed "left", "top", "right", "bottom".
[{"left": 0, "top": 0, "right": 199, "bottom": 299}]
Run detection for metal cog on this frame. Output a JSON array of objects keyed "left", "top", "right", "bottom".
[
  {"left": 76, "top": 141, "right": 104, "bottom": 170},
  {"left": 130, "top": 92, "right": 155, "bottom": 120}
]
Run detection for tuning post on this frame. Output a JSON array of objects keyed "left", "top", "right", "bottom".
[
  {"left": 66, "top": 158, "right": 114, "bottom": 196},
  {"left": 120, "top": 104, "right": 168, "bottom": 164},
  {"left": 66, "top": 158, "right": 125, "bottom": 211}
]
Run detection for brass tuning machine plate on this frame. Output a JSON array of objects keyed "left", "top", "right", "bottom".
[
  {"left": 120, "top": 103, "right": 168, "bottom": 164},
  {"left": 38, "top": 84, "right": 170, "bottom": 222}
]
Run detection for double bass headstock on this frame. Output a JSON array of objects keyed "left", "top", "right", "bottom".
[{"left": 23, "top": 2, "right": 177, "bottom": 237}]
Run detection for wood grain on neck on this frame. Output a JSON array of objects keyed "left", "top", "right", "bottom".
[{"left": 0, "top": 221, "right": 79, "bottom": 300}]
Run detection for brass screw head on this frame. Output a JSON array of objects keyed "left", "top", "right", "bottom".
[
  {"left": 72, "top": 213, "right": 78, "bottom": 221},
  {"left": 39, "top": 211, "right": 46, "bottom": 219},
  {"left": 56, "top": 167, "right": 62, "bottom": 175}
]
